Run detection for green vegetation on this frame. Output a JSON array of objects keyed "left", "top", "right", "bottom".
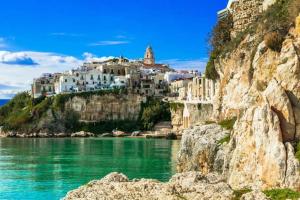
[
  {"left": 263, "top": 189, "right": 300, "bottom": 200},
  {"left": 169, "top": 102, "right": 184, "bottom": 111},
  {"left": 218, "top": 135, "right": 230, "bottom": 145},
  {"left": 205, "top": 0, "right": 300, "bottom": 79},
  {"left": 0, "top": 89, "right": 128, "bottom": 133},
  {"left": 296, "top": 142, "right": 300, "bottom": 162},
  {"left": 218, "top": 117, "right": 237, "bottom": 130},
  {"left": 139, "top": 98, "right": 171, "bottom": 130},
  {"left": 232, "top": 189, "right": 252, "bottom": 200},
  {"left": 205, "top": 120, "right": 216, "bottom": 125},
  {"left": 0, "top": 90, "right": 170, "bottom": 134}
]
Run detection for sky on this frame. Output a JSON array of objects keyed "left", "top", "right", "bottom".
[{"left": 0, "top": 0, "right": 228, "bottom": 98}]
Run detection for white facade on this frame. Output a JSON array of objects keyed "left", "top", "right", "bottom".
[{"left": 55, "top": 69, "right": 115, "bottom": 94}]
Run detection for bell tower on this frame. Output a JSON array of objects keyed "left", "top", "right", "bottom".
[{"left": 144, "top": 45, "right": 155, "bottom": 65}]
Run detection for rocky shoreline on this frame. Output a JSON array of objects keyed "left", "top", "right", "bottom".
[
  {"left": 63, "top": 123, "right": 300, "bottom": 199},
  {"left": 63, "top": 172, "right": 269, "bottom": 200},
  {"left": 0, "top": 130, "right": 180, "bottom": 140}
]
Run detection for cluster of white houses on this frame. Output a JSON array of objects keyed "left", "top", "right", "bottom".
[{"left": 31, "top": 46, "right": 216, "bottom": 103}]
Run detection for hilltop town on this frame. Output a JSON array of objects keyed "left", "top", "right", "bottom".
[{"left": 31, "top": 46, "right": 215, "bottom": 102}]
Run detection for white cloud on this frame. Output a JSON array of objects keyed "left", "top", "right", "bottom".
[
  {"left": 160, "top": 59, "right": 207, "bottom": 72},
  {"left": 0, "top": 51, "right": 82, "bottom": 99},
  {"left": 0, "top": 38, "right": 7, "bottom": 49},
  {"left": 83, "top": 52, "right": 115, "bottom": 62},
  {"left": 89, "top": 40, "right": 129, "bottom": 46},
  {"left": 0, "top": 51, "right": 37, "bottom": 65}
]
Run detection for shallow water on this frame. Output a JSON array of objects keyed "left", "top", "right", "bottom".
[{"left": 0, "top": 138, "right": 180, "bottom": 200}]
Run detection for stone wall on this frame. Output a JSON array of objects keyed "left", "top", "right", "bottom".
[
  {"left": 230, "top": 0, "right": 277, "bottom": 36},
  {"left": 231, "top": 0, "right": 263, "bottom": 36},
  {"left": 65, "top": 94, "right": 143, "bottom": 122}
]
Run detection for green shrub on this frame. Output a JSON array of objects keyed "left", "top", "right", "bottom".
[
  {"left": 218, "top": 135, "right": 230, "bottom": 145},
  {"left": 169, "top": 102, "right": 184, "bottom": 111},
  {"left": 205, "top": 121, "right": 216, "bottom": 125},
  {"left": 140, "top": 98, "right": 171, "bottom": 130},
  {"left": 263, "top": 189, "right": 300, "bottom": 200},
  {"left": 232, "top": 189, "right": 252, "bottom": 200},
  {"left": 264, "top": 32, "right": 284, "bottom": 52},
  {"left": 205, "top": 51, "right": 219, "bottom": 80},
  {"left": 218, "top": 117, "right": 237, "bottom": 130}
]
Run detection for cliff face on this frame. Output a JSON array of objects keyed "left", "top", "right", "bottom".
[
  {"left": 65, "top": 94, "right": 143, "bottom": 122},
  {"left": 178, "top": 13, "right": 300, "bottom": 192}
]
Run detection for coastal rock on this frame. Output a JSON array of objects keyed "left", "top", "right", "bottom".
[
  {"left": 177, "top": 124, "right": 230, "bottom": 175},
  {"left": 71, "top": 131, "right": 95, "bottom": 137},
  {"left": 131, "top": 131, "right": 142, "bottom": 137},
  {"left": 64, "top": 171, "right": 235, "bottom": 200},
  {"left": 112, "top": 131, "right": 127, "bottom": 137},
  {"left": 240, "top": 190, "right": 270, "bottom": 200}
]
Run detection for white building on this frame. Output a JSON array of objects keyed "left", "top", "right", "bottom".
[{"left": 55, "top": 69, "right": 115, "bottom": 94}]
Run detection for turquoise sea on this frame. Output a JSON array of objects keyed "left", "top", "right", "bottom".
[{"left": 0, "top": 138, "right": 180, "bottom": 200}]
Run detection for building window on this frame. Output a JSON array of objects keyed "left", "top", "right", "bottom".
[
  {"left": 80, "top": 75, "right": 84, "bottom": 80},
  {"left": 97, "top": 75, "right": 100, "bottom": 81},
  {"left": 104, "top": 69, "right": 107, "bottom": 74},
  {"left": 110, "top": 76, "right": 113, "bottom": 81},
  {"left": 104, "top": 76, "right": 106, "bottom": 81},
  {"left": 111, "top": 69, "right": 114, "bottom": 74},
  {"left": 76, "top": 73, "right": 79, "bottom": 77},
  {"left": 90, "top": 75, "right": 94, "bottom": 80},
  {"left": 118, "top": 70, "right": 120, "bottom": 75},
  {"left": 73, "top": 79, "right": 76, "bottom": 83},
  {"left": 65, "top": 79, "right": 67, "bottom": 82}
]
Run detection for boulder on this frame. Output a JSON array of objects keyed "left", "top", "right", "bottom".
[
  {"left": 131, "top": 131, "right": 142, "bottom": 137},
  {"left": 112, "top": 131, "right": 127, "bottom": 137},
  {"left": 71, "top": 131, "right": 95, "bottom": 137},
  {"left": 177, "top": 124, "right": 230, "bottom": 174}
]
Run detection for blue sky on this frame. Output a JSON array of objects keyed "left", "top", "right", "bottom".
[{"left": 0, "top": 0, "right": 227, "bottom": 98}]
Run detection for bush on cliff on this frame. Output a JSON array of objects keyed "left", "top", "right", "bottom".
[
  {"left": 218, "top": 117, "right": 237, "bottom": 130},
  {"left": 139, "top": 98, "right": 171, "bottom": 130},
  {"left": 263, "top": 188, "right": 300, "bottom": 200},
  {"left": 205, "top": 14, "right": 233, "bottom": 80}
]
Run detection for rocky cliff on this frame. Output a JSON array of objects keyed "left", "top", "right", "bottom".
[
  {"left": 65, "top": 94, "right": 143, "bottom": 122},
  {"left": 177, "top": 3, "right": 300, "bottom": 194}
]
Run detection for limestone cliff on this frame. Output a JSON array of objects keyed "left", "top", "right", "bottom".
[
  {"left": 178, "top": 5, "right": 300, "bottom": 193},
  {"left": 65, "top": 94, "right": 143, "bottom": 122}
]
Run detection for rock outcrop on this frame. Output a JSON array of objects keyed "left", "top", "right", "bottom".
[
  {"left": 177, "top": 124, "right": 230, "bottom": 174},
  {"left": 64, "top": 172, "right": 235, "bottom": 200}
]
